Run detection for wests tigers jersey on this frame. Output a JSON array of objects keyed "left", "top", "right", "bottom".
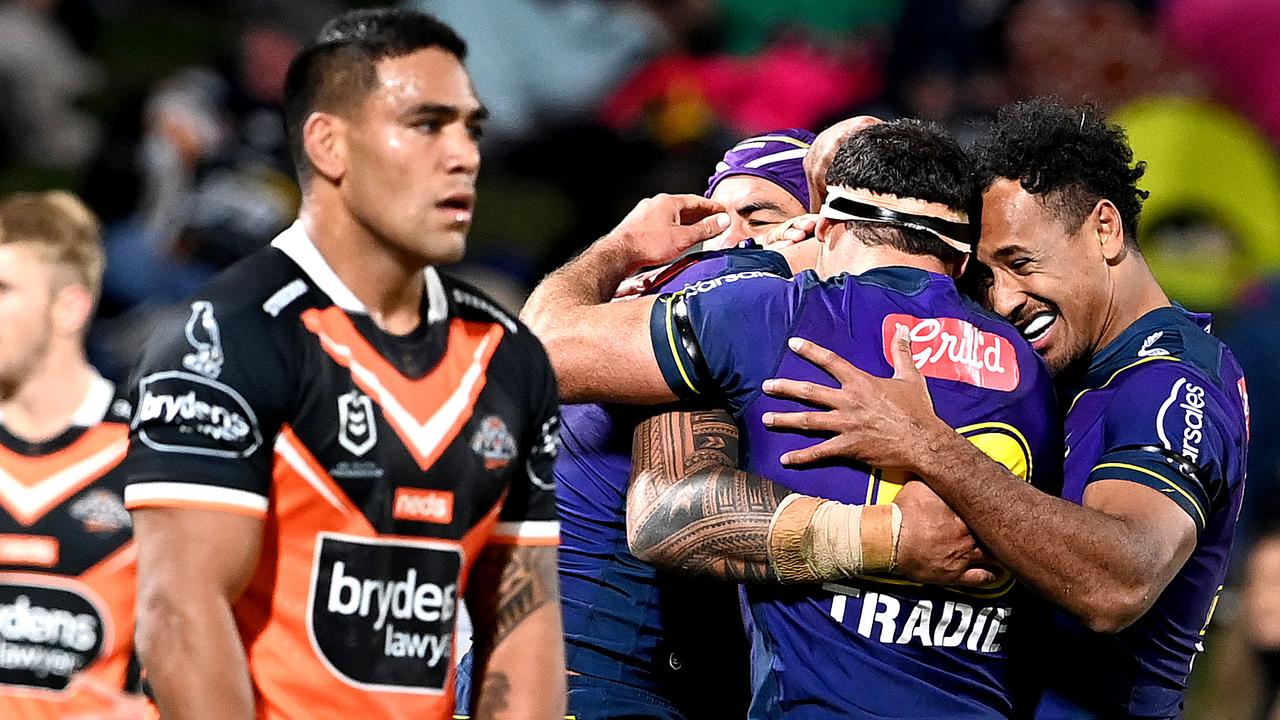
[
  {"left": 0, "top": 374, "right": 137, "bottom": 719},
  {"left": 120, "top": 222, "right": 561, "bottom": 720}
]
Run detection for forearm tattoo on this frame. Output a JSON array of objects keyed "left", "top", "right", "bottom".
[
  {"left": 628, "top": 409, "right": 792, "bottom": 582},
  {"left": 469, "top": 544, "right": 558, "bottom": 648}
]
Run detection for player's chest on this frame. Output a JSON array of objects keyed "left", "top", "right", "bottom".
[
  {"left": 1062, "top": 399, "right": 1109, "bottom": 503},
  {"left": 283, "top": 356, "right": 529, "bottom": 538}
]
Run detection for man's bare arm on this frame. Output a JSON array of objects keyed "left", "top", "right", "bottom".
[
  {"left": 466, "top": 544, "right": 565, "bottom": 720},
  {"left": 627, "top": 407, "right": 994, "bottom": 586},
  {"left": 133, "top": 508, "right": 263, "bottom": 720},
  {"left": 763, "top": 330, "right": 1197, "bottom": 633},
  {"left": 627, "top": 409, "right": 790, "bottom": 582},
  {"left": 520, "top": 194, "right": 729, "bottom": 404}
]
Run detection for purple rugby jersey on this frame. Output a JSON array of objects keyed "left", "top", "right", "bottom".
[
  {"left": 556, "top": 246, "right": 791, "bottom": 715},
  {"left": 1032, "top": 306, "right": 1248, "bottom": 719},
  {"left": 650, "top": 266, "right": 1062, "bottom": 719}
]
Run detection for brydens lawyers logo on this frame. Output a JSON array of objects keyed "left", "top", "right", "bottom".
[
  {"left": 471, "top": 415, "right": 516, "bottom": 470},
  {"left": 883, "top": 314, "right": 1019, "bottom": 392},
  {"left": 338, "top": 390, "right": 376, "bottom": 457}
]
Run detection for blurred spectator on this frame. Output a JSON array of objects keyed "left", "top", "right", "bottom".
[
  {"left": 405, "top": 0, "right": 667, "bottom": 144},
  {"left": 1244, "top": 533, "right": 1280, "bottom": 719},
  {"left": 1112, "top": 97, "right": 1280, "bottom": 311},
  {"left": 0, "top": 0, "right": 103, "bottom": 170},
  {"left": 1163, "top": 0, "right": 1280, "bottom": 148}
]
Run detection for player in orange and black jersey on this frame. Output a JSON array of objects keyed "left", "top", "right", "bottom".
[
  {"left": 119, "top": 10, "right": 565, "bottom": 720},
  {"left": 0, "top": 191, "right": 144, "bottom": 719}
]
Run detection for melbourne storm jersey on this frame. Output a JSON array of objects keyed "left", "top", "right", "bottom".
[
  {"left": 1033, "top": 306, "right": 1248, "bottom": 719},
  {"left": 558, "top": 247, "right": 789, "bottom": 713},
  {"left": 650, "top": 266, "right": 1062, "bottom": 719},
  {"left": 119, "top": 222, "right": 561, "bottom": 720},
  {"left": 0, "top": 374, "right": 136, "bottom": 719}
]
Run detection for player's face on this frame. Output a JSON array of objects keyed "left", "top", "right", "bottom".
[
  {"left": 0, "top": 244, "right": 57, "bottom": 391},
  {"left": 342, "top": 47, "right": 484, "bottom": 266},
  {"left": 977, "top": 179, "right": 1112, "bottom": 376},
  {"left": 707, "top": 175, "right": 805, "bottom": 250}
]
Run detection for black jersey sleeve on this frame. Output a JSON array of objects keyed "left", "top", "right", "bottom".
[
  {"left": 488, "top": 335, "right": 560, "bottom": 548},
  {"left": 121, "top": 297, "right": 292, "bottom": 518}
]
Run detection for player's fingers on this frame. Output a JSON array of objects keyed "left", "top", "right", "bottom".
[
  {"left": 889, "top": 324, "right": 925, "bottom": 385},
  {"left": 787, "top": 337, "right": 862, "bottom": 383},
  {"left": 761, "top": 378, "right": 843, "bottom": 409},
  {"left": 676, "top": 212, "right": 732, "bottom": 246},
  {"left": 952, "top": 567, "right": 999, "bottom": 587},
  {"left": 779, "top": 437, "right": 846, "bottom": 466},
  {"left": 762, "top": 409, "right": 840, "bottom": 434},
  {"left": 668, "top": 193, "right": 728, "bottom": 223}
]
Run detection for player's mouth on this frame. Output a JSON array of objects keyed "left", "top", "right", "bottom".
[
  {"left": 1019, "top": 311, "right": 1058, "bottom": 351},
  {"left": 437, "top": 192, "right": 474, "bottom": 224}
]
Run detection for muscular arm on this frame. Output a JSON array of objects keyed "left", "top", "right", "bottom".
[
  {"left": 520, "top": 194, "right": 729, "bottom": 404},
  {"left": 764, "top": 333, "right": 1198, "bottom": 633},
  {"left": 132, "top": 508, "right": 263, "bottom": 720},
  {"left": 466, "top": 544, "right": 565, "bottom": 720},
  {"left": 627, "top": 408, "right": 989, "bottom": 586},
  {"left": 627, "top": 408, "right": 791, "bottom": 582},
  {"left": 910, "top": 431, "right": 1196, "bottom": 633}
]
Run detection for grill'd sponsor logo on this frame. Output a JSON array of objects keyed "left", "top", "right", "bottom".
[
  {"left": 307, "top": 533, "right": 460, "bottom": 693},
  {"left": 0, "top": 583, "right": 107, "bottom": 691},
  {"left": 882, "top": 314, "right": 1019, "bottom": 392}
]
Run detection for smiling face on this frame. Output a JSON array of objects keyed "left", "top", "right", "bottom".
[
  {"left": 977, "top": 178, "right": 1114, "bottom": 376},
  {"left": 338, "top": 47, "right": 484, "bottom": 266},
  {"left": 706, "top": 174, "right": 806, "bottom": 249}
]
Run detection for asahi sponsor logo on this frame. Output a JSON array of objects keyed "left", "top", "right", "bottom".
[
  {"left": 135, "top": 371, "right": 261, "bottom": 458},
  {"left": 1158, "top": 377, "right": 1207, "bottom": 464},
  {"left": 308, "top": 533, "right": 459, "bottom": 693},
  {"left": 0, "top": 582, "right": 107, "bottom": 691},
  {"left": 883, "top": 314, "right": 1020, "bottom": 392}
]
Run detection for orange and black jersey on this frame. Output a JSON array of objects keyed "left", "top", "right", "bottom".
[
  {"left": 119, "top": 222, "right": 561, "bottom": 720},
  {"left": 0, "top": 374, "right": 137, "bottom": 719}
]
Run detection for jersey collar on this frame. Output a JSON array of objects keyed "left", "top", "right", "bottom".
[
  {"left": 1080, "top": 305, "right": 1212, "bottom": 389},
  {"left": 271, "top": 220, "right": 448, "bottom": 324}
]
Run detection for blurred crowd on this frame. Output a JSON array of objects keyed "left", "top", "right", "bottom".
[{"left": 1, "top": 0, "right": 1279, "bottom": 716}]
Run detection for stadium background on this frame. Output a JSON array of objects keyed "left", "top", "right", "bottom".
[{"left": 1, "top": 0, "right": 1277, "bottom": 716}]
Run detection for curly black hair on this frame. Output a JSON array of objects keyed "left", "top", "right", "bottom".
[
  {"left": 974, "top": 98, "right": 1149, "bottom": 244},
  {"left": 826, "top": 118, "right": 974, "bottom": 263}
]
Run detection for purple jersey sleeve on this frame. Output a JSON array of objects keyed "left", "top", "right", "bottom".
[
  {"left": 648, "top": 269, "right": 801, "bottom": 408},
  {"left": 1087, "top": 363, "right": 1234, "bottom": 531}
]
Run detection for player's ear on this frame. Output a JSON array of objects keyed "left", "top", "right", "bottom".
[
  {"left": 303, "top": 111, "right": 348, "bottom": 183},
  {"left": 815, "top": 217, "right": 841, "bottom": 245},
  {"left": 1095, "top": 199, "right": 1126, "bottom": 263},
  {"left": 51, "top": 282, "right": 93, "bottom": 338}
]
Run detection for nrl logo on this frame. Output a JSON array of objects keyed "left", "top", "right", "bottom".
[
  {"left": 471, "top": 416, "right": 517, "bottom": 470},
  {"left": 338, "top": 390, "right": 377, "bottom": 457},
  {"left": 181, "top": 301, "right": 225, "bottom": 379}
]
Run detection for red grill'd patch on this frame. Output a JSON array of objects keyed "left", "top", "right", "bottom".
[{"left": 883, "top": 314, "right": 1020, "bottom": 392}]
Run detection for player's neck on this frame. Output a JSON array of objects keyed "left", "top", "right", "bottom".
[
  {"left": 0, "top": 344, "right": 98, "bottom": 443},
  {"left": 1094, "top": 253, "right": 1172, "bottom": 354},
  {"left": 299, "top": 199, "right": 426, "bottom": 336},
  {"left": 817, "top": 243, "right": 952, "bottom": 280}
]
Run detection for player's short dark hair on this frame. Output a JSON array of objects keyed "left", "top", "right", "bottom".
[
  {"left": 826, "top": 119, "right": 973, "bottom": 264},
  {"left": 974, "top": 98, "right": 1149, "bottom": 245},
  {"left": 282, "top": 8, "right": 468, "bottom": 181}
]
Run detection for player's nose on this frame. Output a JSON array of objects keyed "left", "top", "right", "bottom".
[
  {"left": 988, "top": 273, "right": 1023, "bottom": 321},
  {"left": 441, "top": 124, "right": 480, "bottom": 176}
]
